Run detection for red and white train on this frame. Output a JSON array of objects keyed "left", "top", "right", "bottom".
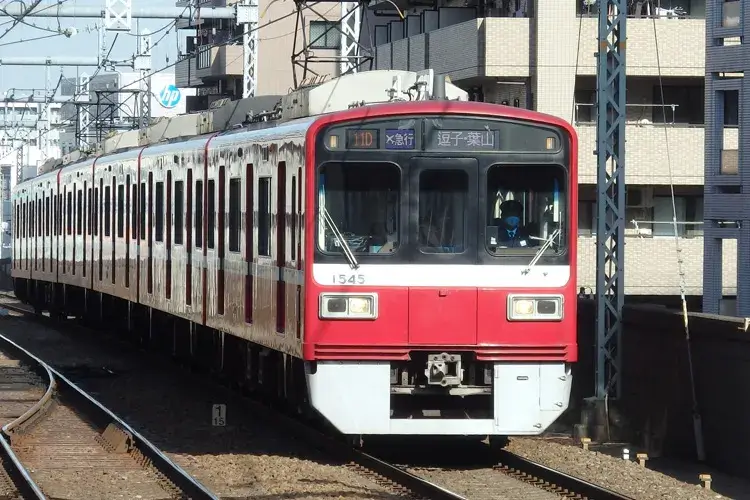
[{"left": 11, "top": 70, "right": 578, "bottom": 441}]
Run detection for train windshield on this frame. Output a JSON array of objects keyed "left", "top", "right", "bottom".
[
  {"left": 315, "top": 115, "right": 571, "bottom": 265},
  {"left": 317, "top": 162, "right": 401, "bottom": 255},
  {"left": 485, "top": 164, "right": 566, "bottom": 256}
]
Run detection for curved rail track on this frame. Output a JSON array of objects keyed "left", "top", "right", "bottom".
[
  {"left": 0, "top": 293, "right": 636, "bottom": 500},
  {"left": 0, "top": 331, "right": 217, "bottom": 500}
]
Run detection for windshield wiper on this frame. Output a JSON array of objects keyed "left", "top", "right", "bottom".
[
  {"left": 521, "top": 228, "right": 560, "bottom": 275},
  {"left": 321, "top": 208, "right": 359, "bottom": 270}
]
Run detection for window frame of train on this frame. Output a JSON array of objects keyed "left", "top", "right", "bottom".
[{"left": 313, "top": 115, "right": 571, "bottom": 267}]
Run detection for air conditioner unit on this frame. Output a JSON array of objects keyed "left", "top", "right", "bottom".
[{"left": 626, "top": 187, "right": 653, "bottom": 209}]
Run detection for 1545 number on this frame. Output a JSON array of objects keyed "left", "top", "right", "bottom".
[{"left": 333, "top": 274, "right": 365, "bottom": 285}]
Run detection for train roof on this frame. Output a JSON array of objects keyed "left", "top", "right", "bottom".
[{"left": 19, "top": 69, "right": 576, "bottom": 190}]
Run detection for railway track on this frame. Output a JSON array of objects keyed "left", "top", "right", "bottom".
[
  {"left": 0, "top": 330, "right": 217, "bottom": 500},
  {"left": 0, "top": 295, "right": 462, "bottom": 499},
  {"left": 0, "top": 293, "right": 636, "bottom": 500},
  {"left": 398, "top": 443, "right": 637, "bottom": 500}
]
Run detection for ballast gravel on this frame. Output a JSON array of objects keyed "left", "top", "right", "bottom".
[
  {"left": 0, "top": 309, "right": 406, "bottom": 500},
  {"left": 506, "top": 437, "right": 727, "bottom": 500}
]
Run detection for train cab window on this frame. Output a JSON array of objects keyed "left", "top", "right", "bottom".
[
  {"left": 155, "top": 181, "right": 164, "bottom": 242},
  {"left": 117, "top": 185, "right": 125, "bottom": 238},
  {"left": 174, "top": 180, "right": 184, "bottom": 245},
  {"left": 418, "top": 170, "right": 468, "bottom": 254},
  {"left": 104, "top": 186, "right": 111, "bottom": 237},
  {"left": 228, "top": 178, "right": 240, "bottom": 252},
  {"left": 317, "top": 162, "right": 400, "bottom": 255},
  {"left": 195, "top": 180, "right": 203, "bottom": 248},
  {"left": 485, "top": 164, "right": 566, "bottom": 255},
  {"left": 207, "top": 179, "right": 216, "bottom": 249},
  {"left": 258, "top": 177, "right": 271, "bottom": 257}
]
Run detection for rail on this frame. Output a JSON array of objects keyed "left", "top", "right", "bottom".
[
  {"left": 495, "top": 449, "right": 636, "bottom": 500},
  {"left": 0, "top": 330, "right": 219, "bottom": 500},
  {"left": 0, "top": 295, "right": 467, "bottom": 500}
]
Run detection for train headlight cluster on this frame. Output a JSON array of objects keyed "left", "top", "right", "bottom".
[
  {"left": 507, "top": 294, "right": 564, "bottom": 321},
  {"left": 319, "top": 293, "right": 378, "bottom": 319}
]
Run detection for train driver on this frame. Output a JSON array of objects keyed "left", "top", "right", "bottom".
[{"left": 497, "top": 199, "right": 535, "bottom": 248}]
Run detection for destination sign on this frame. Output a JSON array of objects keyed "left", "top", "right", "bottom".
[
  {"left": 346, "top": 129, "right": 379, "bottom": 149},
  {"left": 429, "top": 129, "right": 499, "bottom": 151},
  {"left": 384, "top": 129, "right": 416, "bottom": 150}
]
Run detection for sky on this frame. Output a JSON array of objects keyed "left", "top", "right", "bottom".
[{"left": 0, "top": 0, "right": 183, "bottom": 96}]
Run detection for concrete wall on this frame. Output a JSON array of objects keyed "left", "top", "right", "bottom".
[{"left": 574, "top": 301, "right": 750, "bottom": 478}]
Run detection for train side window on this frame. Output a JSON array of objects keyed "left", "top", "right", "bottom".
[
  {"left": 195, "top": 180, "right": 203, "bottom": 248},
  {"left": 88, "top": 187, "right": 93, "bottom": 235},
  {"left": 207, "top": 179, "right": 215, "bottom": 249},
  {"left": 93, "top": 188, "right": 99, "bottom": 236},
  {"left": 45, "top": 196, "right": 50, "bottom": 237},
  {"left": 104, "top": 185, "right": 111, "bottom": 237},
  {"left": 229, "top": 178, "right": 240, "bottom": 252},
  {"left": 117, "top": 184, "right": 125, "bottom": 238},
  {"left": 77, "top": 189, "right": 83, "bottom": 236},
  {"left": 258, "top": 177, "right": 271, "bottom": 257},
  {"left": 155, "top": 181, "right": 164, "bottom": 242},
  {"left": 175, "top": 180, "right": 184, "bottom": 245},
  {"left": 66, "top": 191, "right": 72, "bottom": 235},
  {"left": 291, "top": 176, "right": 296, "bottom": 261},
  {"left": 140, "top": 181, "right": 146, "bottom": 240},
  {"left": 131, "top": 183, "right": 137, "bottom": 239}
]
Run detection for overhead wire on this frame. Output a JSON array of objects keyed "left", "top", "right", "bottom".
[
  {"left": 0, "top": 2, "right": 319, "bottom": 164},
  {"left": 0, "top": 0, "right": 43, "bottom": 40},
  {"left": 650, "top": 12, "right": 705, "bottom": 462}
]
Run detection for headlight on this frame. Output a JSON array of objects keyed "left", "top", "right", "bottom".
[
  {"left": 319, "top": 293, "right": 378, "bottom": 319},
  {"left": 507, "top": 294, "right": 563, "bottom": 321}
]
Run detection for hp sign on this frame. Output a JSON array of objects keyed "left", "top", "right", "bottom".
[{"left": 157, "top": 84, "right": 182, "bottom": 109}]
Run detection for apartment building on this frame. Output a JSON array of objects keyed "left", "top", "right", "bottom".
[
  {"left": 365, "top": 0, "right": 722, "bottom": 298},
  {"left": 173, "top": 0, "right": 346, "bottom": 110}
]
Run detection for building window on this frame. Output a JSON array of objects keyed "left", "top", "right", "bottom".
[{"left": 309, "top": 21, "right": 340, "bottom": 49}]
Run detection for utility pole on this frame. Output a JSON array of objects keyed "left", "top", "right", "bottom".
[{"left": 595, "top": 0, "right": 627, "bottom": 401}]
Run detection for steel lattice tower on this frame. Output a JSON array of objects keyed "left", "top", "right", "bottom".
[{"left": 595, "top": 0, "right": 627, "bottom": 400}]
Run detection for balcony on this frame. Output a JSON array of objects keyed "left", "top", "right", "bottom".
[
  {"left": 195, "top": 45, "right": 243, "bottom": 80},
  {"left": 577, "top": 236, "right": 737, "bottom": 296},
  {"left": 575, "top": 122, "right": 715, "bottom": 185},
  {"left": 574, "top": 17, "right": 704, "bottom": 77},
  {"left": 174, "top": 55, "right": 202, "bottom": 89}
]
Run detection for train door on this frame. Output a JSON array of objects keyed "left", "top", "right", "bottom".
[
  {"left": 125, "top": 164, "right": 137, "bottom": 301},
  {"left": 255, "top": 159, "right": 274, "bottom": 334},
  {"left": 151, "top": 165, "right": 164, "bottom": 305},
  {"left": 204, "top": 158, "right": 218, "bottom": 323},
  {"left": 74, "top": 178, "right": 82, "bottom": 280},
  {"left": 169, "top": 157, "right": 187, "bottom": 314},
  {"left": 276, "top": 161, "right": 287, "bottom": 335},
  {"left": 243, "top": 160, "right": 253, "bottom": 327},
  {"left": 190, "top": 155, "right": 204, "bottom": 324},
  {"left": 212, "top": 148, "right": 244, "bottom": 331},
  {"left": 407, "top": 157, "right": 479, "bottom": 345}
]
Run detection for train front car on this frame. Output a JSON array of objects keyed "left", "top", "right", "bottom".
[{"left": 303, "top": 101, "right": 578, "bottom": 440}]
